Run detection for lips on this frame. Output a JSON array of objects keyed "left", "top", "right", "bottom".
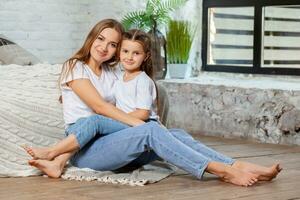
[
  {"left": 123, "top": 60, "right": 134, "bottom": 65},
  {"left": 97, "top": 50, "right": 107, "bottom": 57}
]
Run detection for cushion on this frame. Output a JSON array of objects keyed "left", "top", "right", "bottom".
[{"left": 0, "top": 35, "right": 40, "bottom": 65}]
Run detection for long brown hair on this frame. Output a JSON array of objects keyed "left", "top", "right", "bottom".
[
  {"left": 59, "top": 19, "right": 124, "bottom": 86},
  {"left": 122, "top": 29, "right": 159, "bottom": 107}
]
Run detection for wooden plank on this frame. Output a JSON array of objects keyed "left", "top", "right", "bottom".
[
  {"left": 192, "top": 135, "right": 250, "bottom": 146},
  {"left": 212, "top": 144, "right": 300, "bottom": 158},
  {"left": 0, "top": 135, "right": 299, "bottom": 200},
  {"left": 238, "top": 152, "right": 300, "bottom": 170}
]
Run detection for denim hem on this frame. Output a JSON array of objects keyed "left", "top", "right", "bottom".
[
  {"left": 227, "top": 158, "right": 235, "bottom": 166},
  {"left": 65, "top": 124, "right": 85, "bottom": 149},
  {"left": 197, "top": 159, "right": 211, "bottom": 180},
  {"left": 70, "top": 133, "right": 84, "bottom": 149}
]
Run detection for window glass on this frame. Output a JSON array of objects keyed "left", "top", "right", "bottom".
[
  {"left": 262, "top": 6, "right": 300, "bottom": 68},
  {"left": 207, "top": 7, "right": 254, "bottom": 67}
]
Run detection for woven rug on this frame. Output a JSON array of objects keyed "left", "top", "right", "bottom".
[{"left": 0, "top": 64, "right": 176, "bottom": 186}]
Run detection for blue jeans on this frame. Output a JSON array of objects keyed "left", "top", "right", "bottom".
[
  {"left": 65, "top": 115, "right": 129, "bottom": 148},
  {"left": 69, "top": 119, "right": 234, "bottom": 179}
]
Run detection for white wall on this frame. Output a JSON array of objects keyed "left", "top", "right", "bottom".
[
  {"left": 0, "top": 0, "right": 200, "bottom": 66},
  {"left": 0, "top": 0, "right": 144, "bottom": 63}
]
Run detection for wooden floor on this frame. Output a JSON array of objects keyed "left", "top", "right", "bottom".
[{"left": 1, "top": 135, "right": 300, "bottom": 200}]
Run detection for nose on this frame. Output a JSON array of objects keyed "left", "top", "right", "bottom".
[
  {"left": 102, "top": 43, "right": 108, "bottom": 52},
  {"left": 127, "top": 52, "right": 133, "bottom": 60}
]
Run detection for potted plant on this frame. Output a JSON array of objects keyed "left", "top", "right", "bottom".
[
  {"left": 121, "top": 0, "right": 187, "bottom": 80},
  {"left": 166, "top": 20, "right": 194, "bottom": 79}
]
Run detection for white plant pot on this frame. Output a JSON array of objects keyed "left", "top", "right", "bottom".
[{"left": 168, "top": 63, "right": 188, "bottom": 79}]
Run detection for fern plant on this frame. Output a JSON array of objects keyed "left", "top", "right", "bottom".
[
  {"left": 166, "top": 20, "right": 194, "bottom": 64},
  {"left": 121, "top": 0, "right": 187, "bottom": 31}
]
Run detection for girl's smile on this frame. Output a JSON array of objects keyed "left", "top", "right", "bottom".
[
  {"left": 120, "top": 40, "right": 147, "bottom": 73},
  {"left": 88, "top": 27, "right": 120, "bottom": 67}
]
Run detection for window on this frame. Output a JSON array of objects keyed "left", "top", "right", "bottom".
[{"left": 202, "top": 0, "right": 300, "bottom": 75}]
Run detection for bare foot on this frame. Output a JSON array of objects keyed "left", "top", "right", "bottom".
[
  {"left": 28, "top": 159, "right": 64, "bottom": 178},
  {"left": 221, "top": 166, "right": 259, "bottom": 187},
  {"left": 232, "top": 161, "right": 282, "bottom": 181},
  {"left": 206, "top": 162, "right": 258, "bottom": 187},
  {"left": 23, "top": 145, "right": 55, "bottom": 160},
  {"left": 22, "top": 145, "right": 35, "bottom": 158}
]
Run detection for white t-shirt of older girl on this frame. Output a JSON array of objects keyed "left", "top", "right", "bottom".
[
  {"left": 113, "top": 71, "right": 159, "bottom": 120},
  {"left": 60, "top": 61, "right": 121, "bottom": 125}
]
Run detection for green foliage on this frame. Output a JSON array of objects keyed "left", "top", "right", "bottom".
[
  {"left": 166, "top": 20, "right": 194, "bottom": 64},
  {"left": 121, "top": 0, "right": 187, "bottom": 31}
]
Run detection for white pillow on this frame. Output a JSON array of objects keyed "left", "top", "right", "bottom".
[{"left": 0, "top": 35, "right": 40, "bottom": 65}]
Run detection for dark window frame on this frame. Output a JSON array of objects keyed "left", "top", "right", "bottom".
[{"left": 202, "top": 0, "right": 300, "bottom": 76}]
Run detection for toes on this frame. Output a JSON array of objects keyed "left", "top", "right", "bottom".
[
  {"left": 21, "top": 145, "right": 30, "bottom": 152},
  {"left": 244, "top": 182, "right": 251, "bottom": 187},
  {"left": 27, "top": 150, "right": 32, "bottom": 155},
  {"left": 22, "top": 145, "right": 36, "bottom": 157},
  {"left": 28, "top": 160, "right": 35, "bottom": 166},
  {"left": 275, "top": 163, "right": 282, "bottom": 172},
  {"left": 247, "top": 179, "right": 256, "bottom": 186},
  {"left": 277, "top": 166, "right": 283, "bottom": 172},
  {"left": 29, "top": 153, "right": 36, "bottom": 158},
  {"left": 250, "top": 178, "right": 257, "bottom": 184}
]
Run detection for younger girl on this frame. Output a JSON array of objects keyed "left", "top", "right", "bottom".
[{"left": 113, "top": 29, "right": 159, "bottom": 122}]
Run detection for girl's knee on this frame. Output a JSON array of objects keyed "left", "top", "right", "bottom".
[
  {"left": 145, "top": 121, "right": 168, "bottom": 137},
  {"left": 87, "top": 114, "right": 110, "bottom": 124},
  {"left": 145, "top": 121, "right": 161, "bottom": 129},
  {"left": 86, "top": 115, "right": 98, "bottom": 121}
]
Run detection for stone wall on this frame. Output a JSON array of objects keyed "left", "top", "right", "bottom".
[{"left": 159, "top": 79, "right": 300, "bottom": 146}]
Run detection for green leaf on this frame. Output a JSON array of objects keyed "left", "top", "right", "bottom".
[
  {"left": 146, "top": 0, "right": 160, "bottom": 14},
  {"left": 156, "top": 0, "right": 187, "bottom": 15},
  {"left": 166, "top": 20, "right": 195, "bottom": 64},
  {"left": 121, "top": 0, "right": 188, "bottom": 31},
  {"left": 121, "top": 11, "right": 147, "bottom": 31}
]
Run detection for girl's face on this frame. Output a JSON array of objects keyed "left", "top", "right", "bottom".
[
  {"left": 120, "top": 40, "right": 147, "bottom": 72},
  {"left": 89, "top": 28, "right": 120, "bottom": 65}
]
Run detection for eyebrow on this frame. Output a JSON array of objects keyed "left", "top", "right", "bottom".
[
  {"left": 121, "top": 48, "right": 144, "bottom": 53},
  {"left": 98, "top": 33, "right": 119, "bottom": 44}
]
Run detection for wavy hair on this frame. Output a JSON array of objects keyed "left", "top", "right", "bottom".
[{"left": 59, "top": 19, "right": 124, "bottom": 86}]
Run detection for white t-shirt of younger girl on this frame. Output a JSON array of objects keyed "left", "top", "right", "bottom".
[
  {"left": 113, "top": 71, "right": 159, "bottom": 120},
  {"left": 60, "top": 61, "right": 121, "bottom": 125}
]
